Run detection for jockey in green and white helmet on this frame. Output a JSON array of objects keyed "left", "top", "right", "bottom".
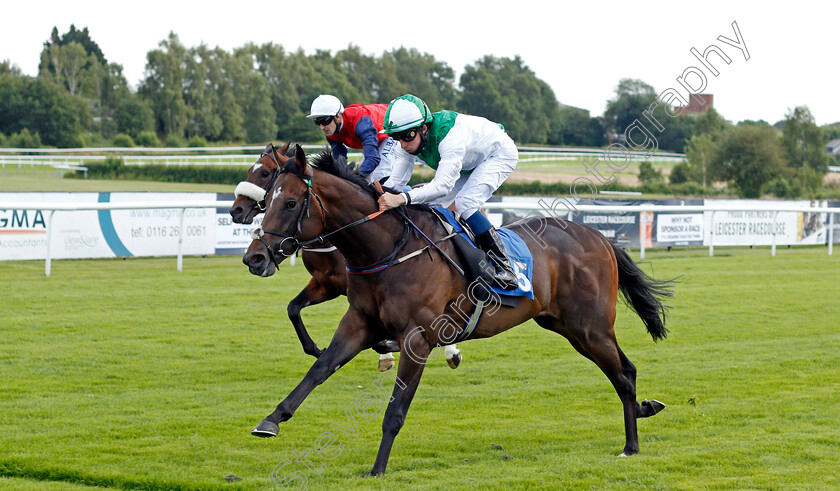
[{"left": 378, "top": 94, "right": 519, "bottom": 290}]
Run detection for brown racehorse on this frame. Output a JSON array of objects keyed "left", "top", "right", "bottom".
[
  {"left": 242, "top": 145, "right": 673, "bottom": 476},
  {"left": 230, "top": 143, "right": 461, "bottom": 370}
]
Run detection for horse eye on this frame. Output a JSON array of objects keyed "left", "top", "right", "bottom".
[
  {"left": 285, "top": 200, "right": 297, "bottom": 210},
  {"left": 261, "top": 170, "right": 271, "bottom": 178}
]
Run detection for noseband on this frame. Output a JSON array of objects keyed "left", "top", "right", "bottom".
[{"left": 254, "top": 163, "right": 327, "bottom": 267}]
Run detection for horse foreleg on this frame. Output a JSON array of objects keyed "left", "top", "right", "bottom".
[
  {"left": 287, "top": 278, "right": 342, "bottom": 358},
  {"left": 252, "top": 310, "right": 373, "bottom": 437},
  {"left": 367, "top": 327, "right": 430, "bottom": 476}
]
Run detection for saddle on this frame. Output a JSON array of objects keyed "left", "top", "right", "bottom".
[{"left": 430, "top": 208, "right": 521, "bottom": 309}]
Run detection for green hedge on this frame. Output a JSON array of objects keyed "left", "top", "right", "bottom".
[
  {"left": 78, "top": 158, "right": 729, "bottom": 197},
  {"left": 75, "top": 157, "right": 244, "bottom": 185}
]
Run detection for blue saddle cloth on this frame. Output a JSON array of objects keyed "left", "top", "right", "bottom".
[{"left": 434, "top": 208, "right": 534, "bottom": 300}]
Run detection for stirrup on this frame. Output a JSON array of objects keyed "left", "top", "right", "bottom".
[{"left": 488, "top": 255, "right": 518, "bottom": 290}]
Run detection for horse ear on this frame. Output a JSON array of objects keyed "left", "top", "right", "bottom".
[
  {"left": 294, "top": 144, "right": 310, "bottom": 174},
  {"left": 277, "top": 142, "right": 291, "bottom": 164},
  {"left": 264, "top": 143, "right": 273, "bottom": 154}
]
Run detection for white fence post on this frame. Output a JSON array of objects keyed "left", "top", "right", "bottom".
[
  {"left": 640, "top": 211, "right": 647, "bottom": 260},
  {"left": 709, "top": 211, "right": 715, "bottom": 257},
  {"left": 45, "top": 210, "right": 55, "bottom": 277},
  {"left": 771, "top": 211, "right": 779, "bottom": 257},
  {"left": 177, "top": 208, "right": 186, "bottom": 272},
  {"left": 830, "top": 212, "right": 835, "bottom": 256}
]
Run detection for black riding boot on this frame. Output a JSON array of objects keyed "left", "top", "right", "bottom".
[{"left": 475, "top": 228, "right": 519, "bottom": 290}]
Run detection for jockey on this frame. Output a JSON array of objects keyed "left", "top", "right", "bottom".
[
  {"left": 307, "top": 94, "right": 412, "bottom": 184},
  {"left": 377, "top": 94, "right": 519, "bottom": 290}
]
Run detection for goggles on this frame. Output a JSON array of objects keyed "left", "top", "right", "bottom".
[
  {"left": 390, "top": 128, "right": 419, "bottom": 142},
  {"left": 313, "top": 116, "right": 334, "bottom": 126}
]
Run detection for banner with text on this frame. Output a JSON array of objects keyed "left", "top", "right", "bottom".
[{"left": 0, "top": 192, "right": 216, "bottom": 261}]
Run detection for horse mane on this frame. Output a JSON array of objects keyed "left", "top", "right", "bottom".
[
  {"left": 303, "top": 146, "right": 435, "bottom": 215},
  {"left": 308, "top": 147, "right": 371, "bottom": 190}
]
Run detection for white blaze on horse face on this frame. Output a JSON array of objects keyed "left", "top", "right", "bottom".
[
  {"left": 251, "top": 163, "right": 263, "bottom": 173},
  {"left": 272, "top": 185, "right": 283, "bottom": 202}
]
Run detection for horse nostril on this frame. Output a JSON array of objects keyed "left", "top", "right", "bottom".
[
  {"left": 231, "top": 207, "right": 243, "bottom": 219},
  {"left": 243, "top": 253, "right": 263, "bottom": 267}
]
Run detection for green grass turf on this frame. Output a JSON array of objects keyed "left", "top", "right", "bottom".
[{"left": 1, "top": 247, "right": 838, "bottom": 489}]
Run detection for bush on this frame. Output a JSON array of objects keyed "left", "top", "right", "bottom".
[
  {"left": 638, "top": 161, "right": 664, "bottom": 183},
  {"left": 164, "top": 134, "right": 186, "bottom": 148},
  {"left": 81, "top": 156, "right": 125, "bottom": 179},
  {"left": 0, "top": 132, "right": 6, "bottom": 147},
  {"left": 669, "top": 162, "right": 690, "bottom": 184},
  {"left": 59, "top": 132, "right": 92, "bottom": 148},
  {"left": 135, "top": 131, "right": 160, "bottom": 147},
  {"left": 639, "top": 181, "right": 671, "bottom": 194},
  {"left": 670, "top": 182, "right": 711, "bottom": 196},
  {"left": 187, "top": 136, "right": 207, "bottom": 147},
  {"left": 764, "top": 178, "right": 802, "bottom": 198},
  {"left": 112, "top": 133, "right": 136, "bottom": 147},
  {"left": 9, "top": 128, "right": 42, "bottom": 148},
  {"left": 75, "top": 159, "right": 243, "bottom": 185}
]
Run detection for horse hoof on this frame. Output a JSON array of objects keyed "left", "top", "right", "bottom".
[
  {"left": 446, "top": 352, "right": 462, "bottom": 369},
  {"left": 378, "top": 358, "right": 395, "bottom": 372},
  {"left": 640, "top": 399, "right": 666, "bottom": 418},
  {"left": 251, "top": 420, "right": 279, "bottom": 437},
  {"left": 618, "top": 448, "right": 639, "bottom": 457}
]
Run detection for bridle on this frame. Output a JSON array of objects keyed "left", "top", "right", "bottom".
[
  {"left": 252, "top": 158, "right": 327, "bottom": 267},
  {"left": 253, "top": 151, "right": 464, "bottom": 276}
]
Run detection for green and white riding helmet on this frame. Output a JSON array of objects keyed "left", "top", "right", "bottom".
[{"left": 380, "top": 94, "right": 433, "bottom": 135}]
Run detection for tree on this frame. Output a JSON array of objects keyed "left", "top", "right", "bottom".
[
  {"left": 0, "top": 75, "right": 90, "bottom": 147},
  {"left": 459, "top": 55, "right": 559, "bottom": 144},
  {"left": 39, "top": 26, "right": 108, "bottom": 99},
  {"left": 821, "top": 122, "right": 840, "bottom": 141},
  {"left": 680, "top": 108, "right": 730, "bottom": 186},
  {"left": 228, "top": 49, "right": 276, "bottom": 143},
  {"left": 693, "top": 107, "right": 729, "bottom": 136},
  {"left": 114, "top": 94, "right": 154, "bottom": 138},
  {"left": 139, "top": 32, "right": 190, "bottom": 137},
  {"left": 0, "top": 60, "right": 22, "bottom": 77},
  {"left": 684, "top": 133, "right": 719, "bottom": 187},
  {"left": 714, "top": 124, "right": 785, "bottom": 198},
  {"left": 552, "top": 106, "right": 605, "bottom": 147},
  {"left": 604, "top": 78, "right": 657, "bottom": 137},
  {"left": 384, "top": 47, "right": 456, "bottom": 109},
  {"left": 781, "top": 105, "right": 829, "bottom": 190}
]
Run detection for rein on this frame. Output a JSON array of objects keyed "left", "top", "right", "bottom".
[
  {"left": 253, "top": 162, "right": 396, "bottom": 270},
  {"left": 255, "top": 160, "right": 463, "bottom": 276}
]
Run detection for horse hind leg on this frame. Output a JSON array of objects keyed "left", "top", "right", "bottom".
[
  {"left": 617, "top": 348, "right": 665, "bottom": 418},
  {"left": 535, "top": 316, "right": 652, "bottom": 456}
]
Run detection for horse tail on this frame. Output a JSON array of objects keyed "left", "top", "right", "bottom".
[{"left": 611, "top": 243, "right": 674, "bottom": 342}]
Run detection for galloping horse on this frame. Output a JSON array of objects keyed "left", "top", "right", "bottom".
[
  {"left": 242, "top": 145, "right": 672, "bottom": 476},
  {"left": 230, "top": 143, "right": 461, "bottom": 370}
]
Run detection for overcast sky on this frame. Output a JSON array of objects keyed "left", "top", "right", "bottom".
[{"left": 3, "top": 1, "right": 837, "bottom": 126}]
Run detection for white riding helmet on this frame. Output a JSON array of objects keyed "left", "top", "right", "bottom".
[{"left": 307, "top": 94, "right": 344, "bottom": 118}]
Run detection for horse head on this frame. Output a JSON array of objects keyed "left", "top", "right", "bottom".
[
  {"left": 229, "top": 142, "right": 291, "bottom": 224},
  {"left": 242, "top": 144, "right": 327, "bottom": 277}
]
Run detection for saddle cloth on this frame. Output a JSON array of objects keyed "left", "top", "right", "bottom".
[{"left": 432, "top": 207, "right": 534, "bottom": 300}]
